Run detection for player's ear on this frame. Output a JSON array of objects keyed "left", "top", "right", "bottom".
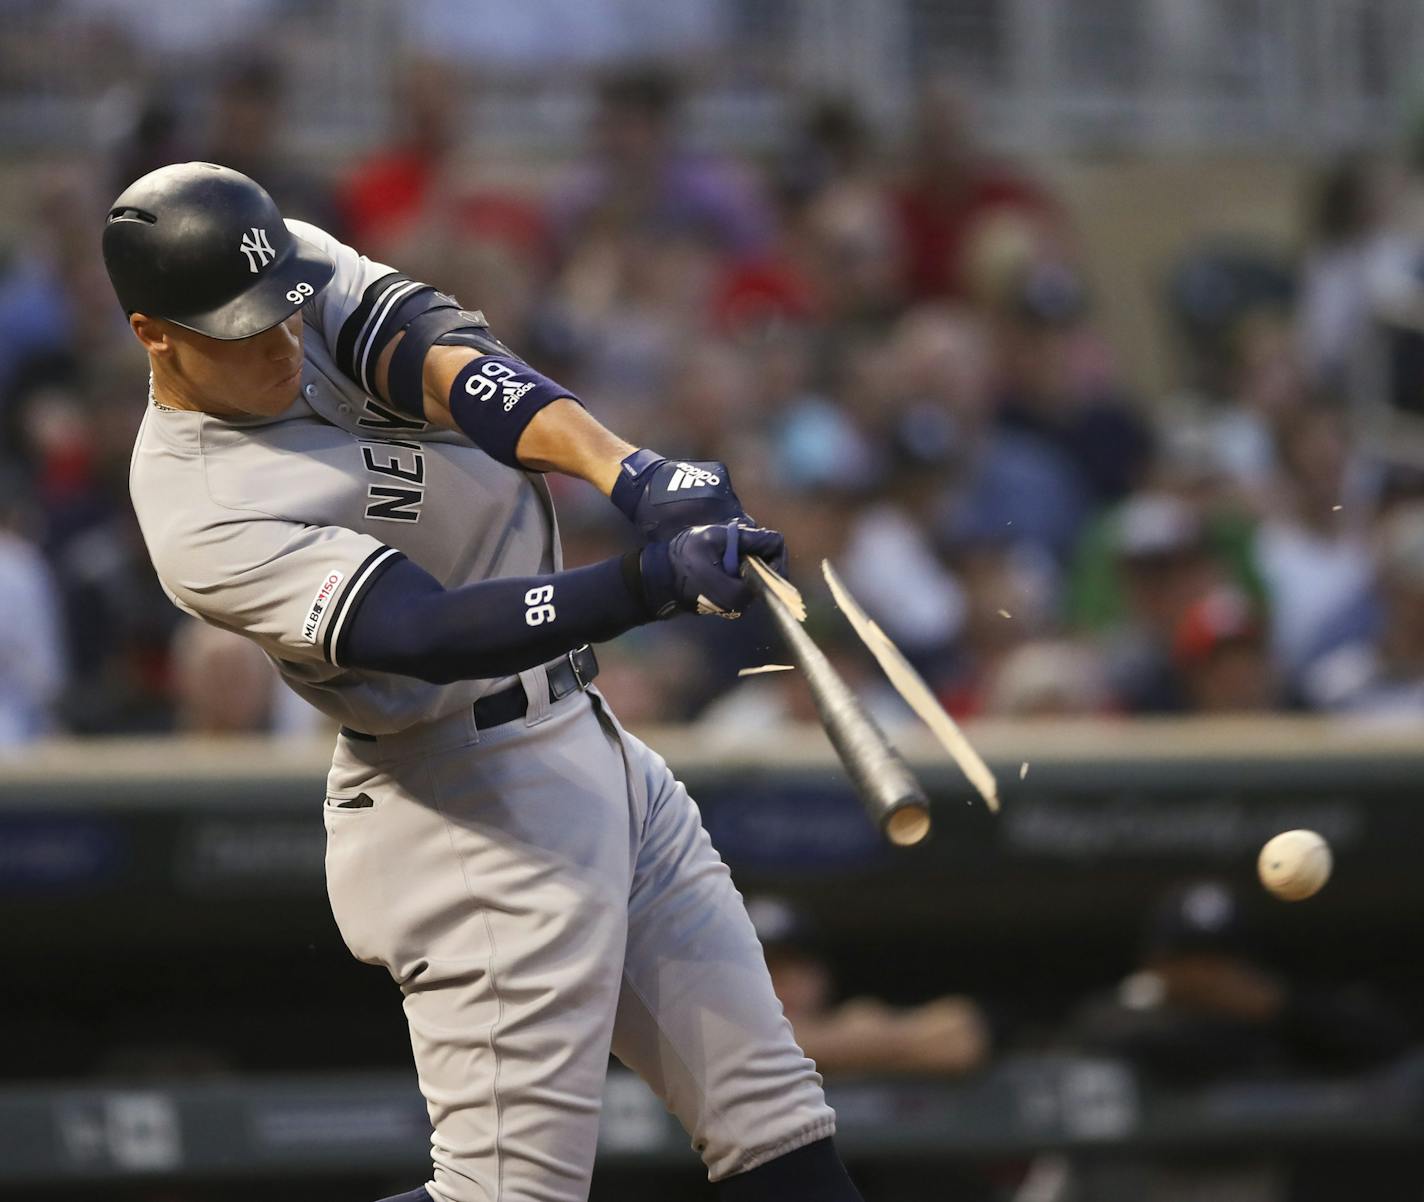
[{"left": 130, "top": 312, "right": 172, "bottom": 355}]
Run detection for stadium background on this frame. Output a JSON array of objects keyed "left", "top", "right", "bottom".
[{"left": 1, "top": 1, "right": 1423, "bottom": 1198}]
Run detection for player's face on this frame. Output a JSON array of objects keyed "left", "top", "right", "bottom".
[{"left": 135, "top": 313, "right": 305, "bottom": 417}]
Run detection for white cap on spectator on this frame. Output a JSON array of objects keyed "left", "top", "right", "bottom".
[
  {"left": 986, "top": 640, "right": 1110, "bottom": 715},
  {"left": 1114, "top": 493, "right": 1203, "bottom": 560}
]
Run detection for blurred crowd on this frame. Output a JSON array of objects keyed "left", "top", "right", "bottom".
[{"left": 10, "top": 40, "right": 1424, "bottom": 741}]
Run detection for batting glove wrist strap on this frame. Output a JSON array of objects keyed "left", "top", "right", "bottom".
[
  {"left": 610, "top": 449, "right": 667, "bottom": 520},
  {"left": 635, "top": 540, "right": 679, "bottom": 619},
  {"left": 612, "top": 449, "right": 749, "bottom": 542}
]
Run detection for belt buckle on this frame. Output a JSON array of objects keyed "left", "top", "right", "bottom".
[{"left": 566, "top": 644, "right": 592, "bottom": 690}]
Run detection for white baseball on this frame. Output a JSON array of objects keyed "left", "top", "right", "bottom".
[{"left": 1258, "top": 829, "right": 1332, "bottom": 901}]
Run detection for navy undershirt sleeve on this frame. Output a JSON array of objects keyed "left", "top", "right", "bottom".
[{"left": 337, "top": 552, "right": 651, "bottom": 684}]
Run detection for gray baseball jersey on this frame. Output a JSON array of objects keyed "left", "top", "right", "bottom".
[
  {"left": 129, "top": 219, "right": 835, "bottom": 1200},
  {"left": 130, "top": 219, "right": 561, "bottom": 734}
]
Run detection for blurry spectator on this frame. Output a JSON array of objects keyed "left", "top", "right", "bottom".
[
  {"left": 552, "top": 65, "right": 772, "bottom": 259},
  {"left": 0, "top": 171, "right": 123, "bottom": 457},
  {"left": 18, "top": 376, "right": 109, "bottom": 544},
  {"left": 169, "top": 620, "right": 277, "bottom": 735},
  {"left": 547, "top": 231, "right": 721, "bottom": 437},
  {"left": 777, "top": 97, "right": 877, "bottom": 210},
  {"left": 581, "top": 632, "right": 704, "bottom": 728},
  {"left": 987, "top": 253, "right": 1153, "bottom": 506},
  {"left": 790, "top": 176, "right": 907, "bottom": 336},
  {"left": 711, "top": 98, "right": 887, "bottom": 338},
  {"left": 709, "top": 225, "right": 817, "bottom": 338},
  {"left": 982, "top": 639, "right": 1112, "bottom": 717},
  {"left": 838, "top": 415, "right": 967, "bottom": 673},
  {"left": 202, "top": 54, "right": 340, "bottom": 232},
  {"left": 1158, "top": 244, "right": 1303, "bottom": 518},
  {"left": 1296, "top": 155, "right": 1402, "bottom": 394},
  {"left": 755, "top": 325, "right": 877, "bottom": 494},
  {"left": 769, "top": 486, "right": 861, "bottom": 585},
  {"left": 1212, "top": 311, "right": 1308, "bottom": 499},
  {"left": 1315, "top": 152, "right": 1424, "bottom": 454},
  {"left": 647, "top": 335, "right": 754, "bottom": 458},
  {"left": 1254, "top": 404, "right": 1375, "bottom": 682},
  {"left": 1303, "top": 502, "right": 1424, "bottom": 715},
  {"left": 338, "top": 56, "right": 465, "bottom": 252},
  {"left": 884, "top": 305, "right": 1088, "bottom": 560},
  {"left": 1165, "top": 243, "right": 1296, "bottom": 404},
  {"left": 1159, "top": 300, "right": 1307, "bottom": 513},
  {"left": 1171, "top": 587, "right": 1277, "bottom": 713},
  {"left": 340, "top": 56, "right": 549, "bottom": 339},
  {"left": 893, "top": 80, "right": 1063, "bottom": 303},
  {"left": 542, "top": 67, "right": 778, "bottom": 417},
  {"left": 10, "top": 351, "right": 180, "bottom": 735},
  {"left": 1069, "top": 446, "right": 1267, "bottom": 639},
  {"left": 746, "top": 895, "right": 989, "bottom": 1077},
  {"left": 1090, "top": 493, "right": 1228, "bottom": 713},
  {"left": 0, "top": 475, "right": 64, "bottom": 745},
  {"left": 940, "top": 540, "right": 1060, "bottom": 716}
]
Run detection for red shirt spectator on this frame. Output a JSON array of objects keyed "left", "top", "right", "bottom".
[
  {"left": 339, "top": 145, "right": 439, "bottom": 248},
  {"left": 893, "top": 81, "right": 1061, "bottom": 301},
  {"left": 894, "top": 169, "right": 1056, "bottom": 300}
]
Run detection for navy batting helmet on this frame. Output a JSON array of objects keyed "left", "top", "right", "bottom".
[{"left": 102, "top": 162, "right": 334, "bottom": 340}]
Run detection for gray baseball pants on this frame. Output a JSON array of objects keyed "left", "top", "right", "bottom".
[{"left": 323, "top": 680, "right": 835, "bottom": 1202}]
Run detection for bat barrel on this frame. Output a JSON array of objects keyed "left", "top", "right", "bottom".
[{"left": 749, "top": 568, "right": 931, "bottom": 846}]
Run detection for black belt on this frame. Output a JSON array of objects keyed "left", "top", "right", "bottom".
[{"left": 341, "top": 645, "right": 598, "bottom": 742}]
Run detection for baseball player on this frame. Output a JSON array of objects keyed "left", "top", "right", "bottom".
[{"left": 104, "top": 163, "right": 865, "bottom": 1202}]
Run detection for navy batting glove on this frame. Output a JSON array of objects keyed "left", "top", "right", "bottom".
[
  {"left": 640, "top": 522, "right": 786, "bottom": 619},
  {"left": 611, "top": 449, "right": 751, "bottom": 543}
]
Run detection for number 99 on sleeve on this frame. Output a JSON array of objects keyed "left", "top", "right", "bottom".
[{"left": 524, "top": 584, "right": 556, "bottom": 626}]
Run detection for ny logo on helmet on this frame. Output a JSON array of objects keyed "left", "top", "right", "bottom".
[{"left": 239, "top": 227, "right": 275, "bottom": 274}]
